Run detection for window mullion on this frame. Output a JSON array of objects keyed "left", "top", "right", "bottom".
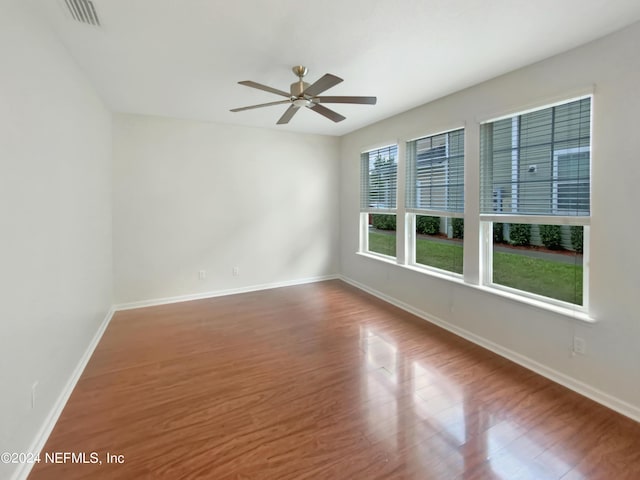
[
  {"left": 406, "top": 213, "right": 416, "bottom": 265},
  {"left": 396, "top": 141, "right": 407, "bottom": 264}
]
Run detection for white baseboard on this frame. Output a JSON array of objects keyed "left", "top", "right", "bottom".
[
  {"left": 114, "top": 274, "right": 340, "bottom": 311},
  {"left": 11, "top": 307, "right": 116, "bottom": 480},
  {"left": 339, "top": 275, "right": 640, "bottom": 424}
]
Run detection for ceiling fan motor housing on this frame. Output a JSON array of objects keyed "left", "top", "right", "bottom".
[
  {"left": 290, "top": 80, "right": 310, "bottom": 98},
  {"left": 291, "top": 65, "right": 310, "bottom": 98}
]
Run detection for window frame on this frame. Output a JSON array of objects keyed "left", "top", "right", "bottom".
[
  {"left": 355, "top": 93, "right": 594, "bottom": 322},
  {"left": 479, "top": 217, "right": 590, "bottom": 311},
  {"left": 479, "top": 95, "right": 592, "bottom": 312},
  {"left": 405, "top": 128, "right": 465, "bottom": 277},
  {"left": 360, "top": 144, "right": 399, "bottom": 259}
]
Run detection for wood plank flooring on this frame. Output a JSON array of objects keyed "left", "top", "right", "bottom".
[{"left": 28, "top": 280, "right": 640, "bottom": 479}]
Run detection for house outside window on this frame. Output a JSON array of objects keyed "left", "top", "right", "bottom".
[{"left": 553, "top": 148, "right": 590, "bottom": 215}]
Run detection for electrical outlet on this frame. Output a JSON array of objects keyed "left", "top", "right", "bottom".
[
  {"left": 232, "top": 266, "right": 239, "bottom": 276},
  {"left": 198, "top": 270, "right": 206, "bottom": 280},
  {"left": 573, "top": 336, "right": 587, "bottom": 355}
]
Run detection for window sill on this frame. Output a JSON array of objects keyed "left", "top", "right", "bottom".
[
  {"left": 403, "top": 262, "right": 465, "bottom": 284},
  {"left": 356, "top": 251, "right": 398, "bottom": 265},
  {"left": 470, "top": 283, "right": 595, "bottom": 323},
  {"left": 355, "top": 251, "right": 596, "bottom": 324}
]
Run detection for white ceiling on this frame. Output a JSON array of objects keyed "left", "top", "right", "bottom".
[{"left": 34, "top": 0, "right": 640, "bottom": 136}]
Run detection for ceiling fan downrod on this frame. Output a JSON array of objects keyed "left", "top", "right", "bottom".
[{"left": 291, "top": 65, "right": 310, "bottom": 98}]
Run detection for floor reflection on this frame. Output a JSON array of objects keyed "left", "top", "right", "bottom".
[
  {"left": 360, "top": 326, "right": 398, "bottom": 381},
  {"left": 358, "top": 324, "right": 587, "bottom": 479},
  {"left": 413, "top": 363, "right": 464, "bottom": 437}
]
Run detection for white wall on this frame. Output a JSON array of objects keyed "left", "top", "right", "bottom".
[
  {"left": 340, "top": 22, "right": 640, "bottom": 415},
  {"left": 0, "top": 1, "right": 113, "bottom": 478},
  {"left": 113, "top": 114, "right": 340, "bottom": 304}
]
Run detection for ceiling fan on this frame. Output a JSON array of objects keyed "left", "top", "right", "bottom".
[{"left": 230, "top": 65, "right": 377, "bottom": 125}]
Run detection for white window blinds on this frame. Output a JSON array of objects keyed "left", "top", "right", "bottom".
[
  {"left": 406, "top": 129, "right": 464, "bottom": 213},
  {"left": 360, "top": 145, "right": 398, "bottom": 211},
  {"left": 480, "top": 97, "right": 591, "bottom": 216}
]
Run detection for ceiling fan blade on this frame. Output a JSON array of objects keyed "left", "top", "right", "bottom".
[
  {"left": 310, "top": 104, "right": 346, "bottom": 123},
  {"left": 238, "top": 80, "right": 291, "bottom": 98},
  {"left": 277, "top": 105, "right": 300, "bottom": 124},
  {"left": 303, "top": 74, "right": 343, "bottom": 97},
  {"left": 314, "top": 96, "right": 377, "bottom": 105},
  {"left": 230, "top": 100, "right": 291, "bottom": 112}
]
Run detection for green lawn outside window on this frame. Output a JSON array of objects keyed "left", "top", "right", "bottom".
[{"left": 367, "top": 231, "right": 583, "bottom": 305}]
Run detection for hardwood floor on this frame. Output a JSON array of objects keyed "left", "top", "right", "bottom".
[{"left": 28, "top": 280, "right": 640, "bottom": 479}]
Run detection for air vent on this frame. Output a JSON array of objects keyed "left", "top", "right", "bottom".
[{"left": 64, "top": 0, "right": 100, "bottom": 26}]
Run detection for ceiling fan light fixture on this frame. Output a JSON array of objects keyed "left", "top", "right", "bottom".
[{"left": 293, "top": 98, "right": 312, "bottom": 108}]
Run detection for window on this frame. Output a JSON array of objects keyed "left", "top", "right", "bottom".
[
  {"left": 406, "top": 129, "right": 464, "bottom": 274},
  {"left": 480, "top": 97, "right": 591, "bottom": 307},
  {"left": 360, "top": 145, "right": 398, "bottom": 258}
]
